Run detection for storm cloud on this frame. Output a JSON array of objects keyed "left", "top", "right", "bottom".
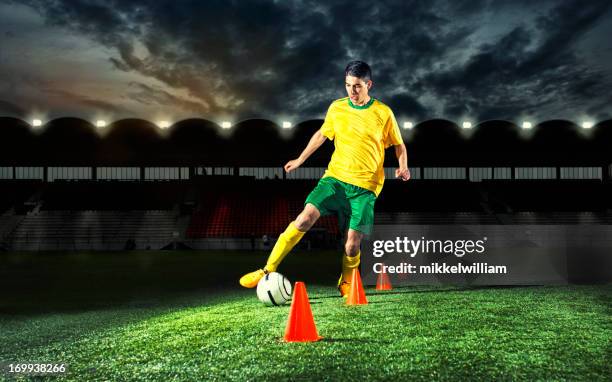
[{"left": 0, "top": 0, "right": 610, "bottom": 122}]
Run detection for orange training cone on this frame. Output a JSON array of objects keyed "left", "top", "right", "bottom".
[
  {"left": 376, "top": 263, "right": 393, "bottom": 291},
  {"left": 284, "top": 282, "right": 322, "bottom": 342},
  {"left": 346, "top": 268, "right": 368, "bottom": 305}
]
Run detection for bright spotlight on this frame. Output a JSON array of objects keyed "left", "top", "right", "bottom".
[
  {"left": 96, "top": 120, "right": 107, "bottom": 128},
  {"left": 581, "top": 121, "right": 594, "bottom": 129},
  {"left": 32, "top": 119, "right": 42, "bottom": 127},
  {"left": 462, "top": 121, "right": 472, "bottom": 129},
  {"left": 522, "top": 121, "right": 533, "bottom": 129},
  {"left": 403, "top": 121, "right": 414, "bottom": 129},
  {"left": 157, "top": 121, "right": 171, "bottom": 129},
  {"left": 282, "top": 121, "right": 292, "bottom": 129},
  {"left": 221, "top": 121, "right": 232, "bottom": 129}
]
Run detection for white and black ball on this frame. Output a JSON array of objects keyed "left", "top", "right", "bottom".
[{"left": 256, "top": 272, "right": 292, "bottom": 306}]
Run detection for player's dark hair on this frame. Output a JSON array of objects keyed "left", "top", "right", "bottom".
[{"left": 344, "top": 61, "right": 372, "bottom": 82}]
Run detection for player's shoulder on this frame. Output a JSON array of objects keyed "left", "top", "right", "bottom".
[
  {"left": 372, "top": 98, "right": 394, "bottom": 115},
  {"left": 323, "top": 97, "right": 349, "bottom": 114},
  {"left": 329, "top": 97, "right": 348, "bottom": 108}
]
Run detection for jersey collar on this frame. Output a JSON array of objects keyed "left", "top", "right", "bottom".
[{"left": 348, "top": 97, "right": 375, "bottom": 110}]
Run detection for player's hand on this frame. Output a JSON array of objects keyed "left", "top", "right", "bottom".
[
  {"left": 395, "top": 167, "right": 410, "bottom": 181},
  {"left": 284, "top": 158, "right": 303, "bottom": 173}
]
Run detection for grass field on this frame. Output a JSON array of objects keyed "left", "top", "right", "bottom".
[{"left": 1, "top": 251, "right": 610, "bottom": 381}]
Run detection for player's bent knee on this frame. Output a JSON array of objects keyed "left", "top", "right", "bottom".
[
  {"left": 294, "top": 213, "right": 314, "bottom": 231},
  {"left": 294, "top": 205, "right": 320, "bottom": 231}
]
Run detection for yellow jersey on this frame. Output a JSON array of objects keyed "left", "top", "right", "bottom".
[{"left": 319, "top": 96, "right": 403, "bottom": 197}]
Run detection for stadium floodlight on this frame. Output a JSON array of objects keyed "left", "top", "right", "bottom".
[
  {"left": 157, "top": 120, "right": 171, "bottom": 129},
  {"left": 282, "top": 121, "right": 292, "bottom": 129},
  {"left": 462, "top": 121, "right": 472, "bottom": 129},
  {"left": 221, "top": 121, "right": 232, "bottom": 129},
  {"left": 32, "top": 119, "right": 42, "bottom": 127},
  {"left": 403, "top": 121, "right": 414, "bottom": 129},
  {"left": 581, "top": 121, "right": 594, "bottom": 129},
  {"left": 96, "top": 120, "right": 107, "bottom": 128},
  {"left": 522, "top": 121, "right": 533, "bottom": 129}
]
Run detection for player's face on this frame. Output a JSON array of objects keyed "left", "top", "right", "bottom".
[{"left": 345, "top": 75, "right": 372, "bottom": 105}]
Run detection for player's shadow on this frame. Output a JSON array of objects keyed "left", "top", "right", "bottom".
[
  {"left": 309, "top": 286, "right": 463, "bottom": 300},
  {"left": 321, "top": 337, "right": 392, "bottom": 345},
  {"left": 308, "top": 295, "right": 344, "bottom": 301},
  {"left": 310, "top": 285, "right": 543, "bottom": 301},
  {"left": 365, "top": 286, "right": 465, "bottom": 297},
  {"left": 367, "top": 285, "right": 544, "bottom": 296}
]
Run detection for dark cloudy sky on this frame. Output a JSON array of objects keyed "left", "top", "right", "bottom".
[{"left": 0, "top": 0, "right": 611, "bottom": 124}]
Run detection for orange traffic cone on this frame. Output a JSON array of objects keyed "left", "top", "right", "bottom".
[
  {"left": 376, "top": 263, "right": 393, "bottom": 291},
  {"left": 284, "top": 282, "right": 322, "bottom": 342},
  {"left": 346, "top": 268, "right": 368, "bottom": 305}
]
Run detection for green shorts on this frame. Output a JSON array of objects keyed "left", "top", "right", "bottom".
[{"left": 304, "top": 176, "right": 376, "bottom": 235}]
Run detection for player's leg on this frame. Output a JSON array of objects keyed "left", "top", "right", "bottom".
[
  {"left": 264, "top": 204, "right": 320, "bottom": 272},
  {"left": 337, "top": 184, "right": 376, "bottom": 296},
  {"left": 338, "top": 229, "right": 363, "bottom": 297},
  {"left": 240, "top": 178, "right": 339, "bottom": 288},
  {"left": 239, "top": 204, "right": 320, "bottom": 288}
]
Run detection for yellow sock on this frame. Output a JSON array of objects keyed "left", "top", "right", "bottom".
[
  {"left": 342, "top": 250, "right": 361, "bottom": 283},
  {"left": 265, "top": 222, "right": 306, "bottom": 272}
]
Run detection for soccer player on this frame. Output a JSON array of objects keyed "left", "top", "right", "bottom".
[{"left": 240, "top": 61, "right": 410, "bottom": 297}]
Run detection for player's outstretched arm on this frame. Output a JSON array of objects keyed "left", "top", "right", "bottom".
[
  {"left": 394, "top": 143, "right": 410, "bottom": 181},
  {"left": 284, "top": 129, "right": 328, "bottom": 172}
]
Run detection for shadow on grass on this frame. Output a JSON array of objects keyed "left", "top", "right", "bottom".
[
  {"left": 0, "top": 285, "right": 248, "bottom": 316},
  {"left": 1, "top": 249, "right": 548, "bottom": 315},
  {"left": 320, "top": 337, "right": 392, "bottom": 345},
  {"left": 310, "top": 285, "right": 546, "bottom": 300}
]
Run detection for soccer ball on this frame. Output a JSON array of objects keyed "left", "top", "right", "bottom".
[{"left": 256, "top": 272, "right": 292, "bottom": 306}]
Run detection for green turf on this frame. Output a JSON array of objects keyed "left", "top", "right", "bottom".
[{"left": 1, "top": 252, "right": 611, "bottom": 381}]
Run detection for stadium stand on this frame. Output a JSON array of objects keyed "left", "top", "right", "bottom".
[
  {"left": 39, "top": 181, "right": 187, "bottom": 211},
  {"left": 186, "top": 179, "right": 339, "bottom": 238},
  {"left": 0, "top": 177, "right": 610, "bottom": 250},
  {"left": 8, "top": 210, "right": 177, "bottom": 251},
  {"left": 0, "top": 118, "right": 610, "bottom": 253},
  {"left": 0, "top": 181, "right": 42, "bottom": 214}
]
